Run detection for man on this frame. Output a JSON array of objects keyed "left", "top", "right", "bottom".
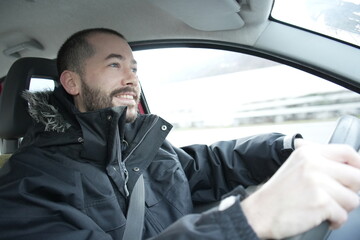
[{"left": 0, "top": 28, "right": 359, "bottom": 240}]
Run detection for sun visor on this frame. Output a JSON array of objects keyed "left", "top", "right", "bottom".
[{"left": 151, "top": 0, "right": 244, "bottom": 31}]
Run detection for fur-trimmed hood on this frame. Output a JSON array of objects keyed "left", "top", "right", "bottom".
[{"left": 22, "top": 90, "right": 71, "bottom": 133}]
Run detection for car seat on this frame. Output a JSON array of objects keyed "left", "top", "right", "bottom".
[{"left": 0, "top": 57, "right": 58, "bottom": 166}]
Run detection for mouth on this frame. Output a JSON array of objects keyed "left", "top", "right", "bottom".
[
  {"left": 114, "top": 94, "right": 135, "bottom": 100},
  {"left": 111, "top": 86, "right": 140, "bottom": 107},
  {"left": 112, "top": 91, "right": 139, "bottom": 107}
]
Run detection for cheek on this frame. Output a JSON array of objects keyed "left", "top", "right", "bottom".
[
  {"left": 136, "top": 84, "right": 141, "bottom": 96},
  {"left": 88, "top": 78, "right": 113, "bottom": 95},
  {"left": 86, "top": 70, "right": 113, "bottom": 87}
]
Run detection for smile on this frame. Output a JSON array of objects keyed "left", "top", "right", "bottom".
[{"left": 115, "top": 94, "right": 135, "bottom": 100}]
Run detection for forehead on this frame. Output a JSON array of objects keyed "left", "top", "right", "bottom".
[{"left": 87, "top": 33, "right": 133, "bottom": 59}]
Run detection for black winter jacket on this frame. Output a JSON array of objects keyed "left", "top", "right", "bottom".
[{"left": 0, "top": 87, "right": 297, "bottom": 240}]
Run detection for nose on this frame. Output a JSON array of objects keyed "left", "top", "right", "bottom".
[{"left": 121, "top": 67, "right": 138, "bottom": 87}]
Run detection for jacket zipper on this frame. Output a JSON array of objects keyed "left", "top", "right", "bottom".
[
  {"left": 123, "top": 116, "right": 159, "bottom": 163},
  {"left": 122, "top": 116, "right": 160, "bottom": 197},
  {"left": 120, "top": 161, "right": 129, "bottom": 197}
]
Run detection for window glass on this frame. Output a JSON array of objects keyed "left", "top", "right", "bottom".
[
  {"left": 29, "top": 77, "right": 55, "bottom": 92},
  {"left": 135, "top": 48, "right": 360, "bottom": 146},
  {"left": 272, "top": 0, "right": 360, "bottom": 46}
]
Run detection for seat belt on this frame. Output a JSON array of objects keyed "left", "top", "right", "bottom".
[{"left": 122, "top": 174, "right": 145, "bottom": 240}]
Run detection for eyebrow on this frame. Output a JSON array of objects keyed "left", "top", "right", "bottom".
[{"left": 105, "top": 53, "right": 137, "bottom": 64}]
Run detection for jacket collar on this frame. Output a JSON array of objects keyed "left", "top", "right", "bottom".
[
  {"left": 22, "top": 87, "right": 172, "bottom": 168},
  {"left": 23, "top": 86, "right": 127, "bottom": 163}
]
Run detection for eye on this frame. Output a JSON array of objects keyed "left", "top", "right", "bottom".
[
  {"left": 109, "top": 62, "right": 120, "bottom": 68},
  {"left": 131, "top": 67, "right": 137, "bottom": 73}
]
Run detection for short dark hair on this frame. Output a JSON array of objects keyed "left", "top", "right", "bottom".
[{"left": 57, "top": 28, "right": 126, "bottom": 76}]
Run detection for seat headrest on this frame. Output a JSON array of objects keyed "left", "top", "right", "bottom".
[{"left": 0, "top": 57, "right": 58, "bottom": 139}]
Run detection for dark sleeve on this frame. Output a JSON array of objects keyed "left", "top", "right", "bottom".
[
  {"left": 176, "top": 133, "right": 301, "bottom": 203},
  {"left": 150, "top": 196, "right": 259, "bottom": 240}
]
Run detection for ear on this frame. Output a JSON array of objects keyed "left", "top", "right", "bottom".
[{"left": 59, "top": 70, "right": 80, "bottom": 96}]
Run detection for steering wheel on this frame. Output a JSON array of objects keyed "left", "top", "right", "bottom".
[{"left": 283, "top": 115, "right": 360, "bottom": 240}]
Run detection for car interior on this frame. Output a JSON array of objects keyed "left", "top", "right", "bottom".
[
  {"left": 0, "top": 58, "right": 58, "bottom": 156},
  {"left": 0, "top": 0, "right": 360, "bottom": 239}
]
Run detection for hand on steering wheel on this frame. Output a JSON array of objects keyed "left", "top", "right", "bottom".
[
  {"left": 284, "top": 115, "right": 360, "bottom": 240},
  {"left": 241, "top": 115, "right": 360, "bottom": 240}
]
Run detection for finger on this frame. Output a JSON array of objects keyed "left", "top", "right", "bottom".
[
  {"left": 319, "top": 158, "right": 360, "bottom": 193},
  {"left": 320, "top": 173, "right": 360, "bottom": 212},
  {"left": 325, "top": 196, "right": 348, "bottom": 229},
  {"left": 324, "top": 144, "right": 360, "bottom": 168}
]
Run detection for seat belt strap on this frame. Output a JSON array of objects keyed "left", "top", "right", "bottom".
[{"left": 122, "top": 174, "right": 145, "bottom": 240}]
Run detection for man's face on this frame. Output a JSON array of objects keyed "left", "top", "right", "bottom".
[{"left": 76, "top": 33, "right": 140, "bottom": 123}]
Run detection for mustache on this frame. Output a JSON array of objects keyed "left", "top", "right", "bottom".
[{"left": 110, "top": 86, "right": 140, "bottom": 100}]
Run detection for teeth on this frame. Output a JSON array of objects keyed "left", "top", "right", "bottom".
[{"left": 116, "top": 94, "right": 134, "bottom": 100}]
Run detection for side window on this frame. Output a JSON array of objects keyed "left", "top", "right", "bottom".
[
  {"left": 29, "top": 77, "right": 55, "bottom": 92},
  {"left": 134, "top": 48, "right": 360, "bottom": 146}
]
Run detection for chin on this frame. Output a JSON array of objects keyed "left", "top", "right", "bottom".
[{"left": 125, "top": 109, "right": 138, "bottom": 123}]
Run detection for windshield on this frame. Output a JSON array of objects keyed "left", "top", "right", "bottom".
[{"left": 272, "top": 0, "right": 360, "bottom": 46}]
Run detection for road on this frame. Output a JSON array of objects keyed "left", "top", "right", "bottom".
[{"left": 167, "top": 121, "right": 339, "bottom": 147}]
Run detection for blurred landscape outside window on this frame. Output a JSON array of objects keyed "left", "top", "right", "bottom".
[{"left": 135, "top": 48, "right": 360, "bottom": 146}]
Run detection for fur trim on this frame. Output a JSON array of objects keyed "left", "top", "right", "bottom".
[{"left": 22, "top": 90, "right": 70, "bottom": 132}]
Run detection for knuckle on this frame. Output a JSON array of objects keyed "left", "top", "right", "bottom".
[
  {"left": 318, "top": 194, "right": 331, "bottom": 209},
  {"left": 338, "top": 211, "right": 348, "bottom": 226},
  {"left": 342, "top": 144, "right": 359, "bottom": 158},
  {"left": 347, "top": 193, "right": 360, "bottom": 211}
]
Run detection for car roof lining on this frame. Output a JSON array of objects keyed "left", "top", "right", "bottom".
[
  {"left": 151, "top": 0, "right": 245, "bottom": 31},
  {"left": 0, "top": 0, "right": 273, "bottom": 78}
]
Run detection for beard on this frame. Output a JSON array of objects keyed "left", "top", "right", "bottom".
[{"left": 81, "top": 80, "right": 140, "bottom": 123}]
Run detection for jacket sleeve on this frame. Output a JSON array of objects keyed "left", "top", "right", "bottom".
[
  {"left": 176, "top": 132, "right": 301, "bottom": 203},
  {"left": 150, "top": 196, "right": 259, "bottom": 240}
]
